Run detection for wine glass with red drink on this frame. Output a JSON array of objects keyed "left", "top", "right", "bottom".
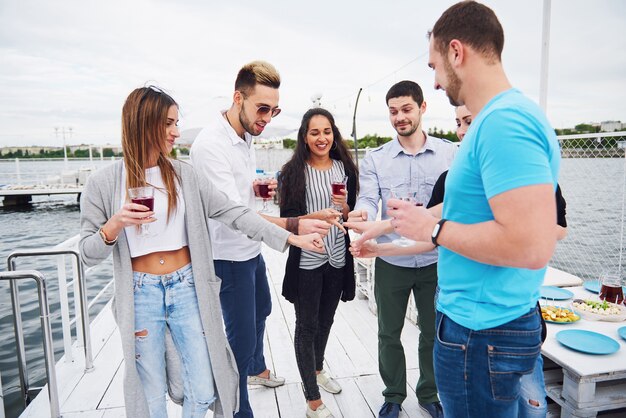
[
  {"left": 258, "top": 173, "right": 273, "bottom": 213},
  {"left": 599, "top": 271, "right": 624, "bottom": 305},
  {"left": 331, "top": 174, "right": 348, "bottom": 211},
  {"left": 128, "top": 186, "right": 155, "bottom": 237}
]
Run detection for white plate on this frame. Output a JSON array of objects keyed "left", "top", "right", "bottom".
[{"left": 570, "top": 300, "right": 626, "bottom": 322}]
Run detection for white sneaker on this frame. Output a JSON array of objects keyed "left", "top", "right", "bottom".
[
  {"left": 306, "top": 403, "right": 335, "bottom": 418},
  {"left": 316, "top": 370, "right": 342, "bottom": 394},
  {"left": 247, "top": 371, "right": 285, "bottom": 388}
]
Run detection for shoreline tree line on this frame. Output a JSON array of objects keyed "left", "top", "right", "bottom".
[{"left": 0, "top": 123, "right": 620, "bottom": 159}]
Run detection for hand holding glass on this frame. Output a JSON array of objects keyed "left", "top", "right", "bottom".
[
  {"left": 331, "top": 175, "right": 348, "bottom": 211},
  {"left": 128, "top": 186, "right": 155, "bottom": 237},
  {"left": 390, "top": 185, "right": 418, "bottom": 247},
  {"left": 257, "top": 173, "right": 273, "bottom": 213}
]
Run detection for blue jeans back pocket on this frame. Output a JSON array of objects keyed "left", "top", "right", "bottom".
[{"left": 487, "top": 343, "right": 541, "bottom": 401}]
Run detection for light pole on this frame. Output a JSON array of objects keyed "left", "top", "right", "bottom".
[
  {"left": 62, "top": 128, "right": 68, "bottom": 169},
  {"left": 55, "top": 126, "right": 70, "bottom": 169},
  {"left": 351, "top": 88, "right": 363, "bottom": 169}
]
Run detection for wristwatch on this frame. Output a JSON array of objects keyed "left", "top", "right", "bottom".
[
  {"left": 431, "top": 219, "right": 448, "bottom": 247},
  {"left": 99, "top": 227, "right": 118, "bottom": 246}
]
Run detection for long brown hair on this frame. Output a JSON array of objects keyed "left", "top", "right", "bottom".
[
  {"left": 279, "top": 108, "right": 358, "bottom": 212},
  {"left": 121, "top": 86, "right": 180, "bottom": 220}
]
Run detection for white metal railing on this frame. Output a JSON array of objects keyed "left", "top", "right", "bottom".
[
  {"left": 552, "top": 131, "right": 626, "bottom": 280},
  {"left": 2, "top": 233, "right": 115, "bottom": 417},
  {"left": 0, "top": 270, "right": 61, "bottom": 418}
]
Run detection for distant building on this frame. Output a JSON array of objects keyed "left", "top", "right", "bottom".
[
  {"left": 0, "top": 146, "right": 59, "bottom": 155},
  {"left": 254, "top": 137, "right": 284, "bottom": 149},
  {"left": 600, "top": 120, "right": 625, "bottom": 132},
  {"left": 178, "top": 126, "right": 295, "bottom": 150}
]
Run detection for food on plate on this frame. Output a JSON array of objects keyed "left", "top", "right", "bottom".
[
  {"left": 572, "top": 299, "right": 622, "bottom": 316},
  {"left": 540, "top": 305, "right": 580, "bottom": 323}
]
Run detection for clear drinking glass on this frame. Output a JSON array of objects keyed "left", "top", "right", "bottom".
[
  {"left": 257, "top": 173, "right": 273, "bottom": 213},
  {"left": 331, "top": 174, "right": 348, "bottom": 211},
  {"left": 390, "top": 184, "right": 417, "bottom": 247},
  {"left": 599, "top": 271, "right": 624, "bottom": 305},
  {"left": 128, "top": 186, "right": 155, "bottom": 237}
]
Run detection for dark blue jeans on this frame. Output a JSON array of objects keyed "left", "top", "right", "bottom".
[
  {"left": 434, "top": 308, "right": 542, "bottom": 418},
  {"left": 294, "top": 263, "right": 344, "bottom": 401},
  {"left": 215, "top": 255, "right": 271, "bottom": 418}
]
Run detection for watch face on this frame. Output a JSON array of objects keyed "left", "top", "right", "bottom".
[{"left": 432, "top": 224, "right": 440, "bottom": 238}]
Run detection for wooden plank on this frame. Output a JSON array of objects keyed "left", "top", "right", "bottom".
[
  {"left": 61, "top": 328, "right": 124, "bottom": 412},
  {"left": 101, "top": 406, "right": 127, "bottom": 417},
  {"left": 353, "top": 374, "right": 387, "bottom": 415},
  {"left": 330, "top": 303, "right": 378, "bottom": 377},
  {"left": 264, "top": 271, "right": 300, "bottom": 384},
  {"left": 98, "top": 361, "right": 125, "bottom": 409},
  {"left": 331, "top": 378, "right": 374, "bottom": 418},
  {"left": 61, "top": 410, "right": 105, "bottom": 418},
  {"left": 274, "top": 382, "right": 307, "bottom": 418},
  {"left": 248, "top": 386, "right": 279, "bottom": 418}
]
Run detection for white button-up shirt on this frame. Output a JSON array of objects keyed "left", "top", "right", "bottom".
[{"left": 190, "top": 111, "right": 260, "bottom": 261}]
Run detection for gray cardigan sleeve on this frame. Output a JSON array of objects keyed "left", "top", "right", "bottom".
[
  {"left": 193, "top": 165, "right": 290, "bottom": 252},
  {"left": 79, "top": 172, "right": 115, "bottom": 267}
]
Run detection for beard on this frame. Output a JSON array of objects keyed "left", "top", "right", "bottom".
[
  {"left": 239, "top": 108, "right": 262, "bottom": 136},
  {"left": 395, "top": 121, "right": 419, "bottom": 137},
  {"left": 444, "top": 59, "right": 463, "bottom": 106}
]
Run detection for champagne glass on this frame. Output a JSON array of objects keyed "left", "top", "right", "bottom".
[
  {"left": 128, "top": 186, "right": 155, "bottom": 237},
  {"left": 331, "top": 174, "right": 348, "bottom": 211},
  {"left": 390, "top": 184, "right": 417, "bottom": 247},
  {"left": 599, "top": 271, "right": 624, "bottom": 305},
  {"left": 258, "top": 172, "right": 273, "bottom": 213}
]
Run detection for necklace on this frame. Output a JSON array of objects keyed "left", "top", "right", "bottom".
[{"left": 224, "top": 111, "right": 245, "bottom": 140}]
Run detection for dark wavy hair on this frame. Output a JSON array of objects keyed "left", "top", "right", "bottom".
[{"left": 279, "top": 108, "right": 358, "bottom": 212}]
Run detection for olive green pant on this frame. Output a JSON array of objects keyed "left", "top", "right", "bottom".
[{"left": 374, "top": 259, "right": 439, "bottom": 405}]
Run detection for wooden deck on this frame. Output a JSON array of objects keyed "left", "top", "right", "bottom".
[{"left": 20, "top": 245, "right": 430, "bottom": 418}]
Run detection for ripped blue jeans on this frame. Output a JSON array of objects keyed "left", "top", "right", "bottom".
[{"left": 133, "top": 263, "right": 216, "bottom": 418}]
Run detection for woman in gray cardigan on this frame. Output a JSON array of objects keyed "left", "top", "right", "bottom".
[{"left": 79, "top": 86, "right": 323, "bottom": 418}]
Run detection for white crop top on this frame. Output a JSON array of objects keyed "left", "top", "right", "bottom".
[{"left": 122, "top": 164, "right": 188, "bottom": 258}]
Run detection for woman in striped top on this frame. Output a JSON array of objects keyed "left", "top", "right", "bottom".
[{"left": 279, "top": 108, "right": 358, "bottom": 418}]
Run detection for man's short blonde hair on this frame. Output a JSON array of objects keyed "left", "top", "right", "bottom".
[{"left": 235, "top": 60, "right": 281, "bottom": 96}]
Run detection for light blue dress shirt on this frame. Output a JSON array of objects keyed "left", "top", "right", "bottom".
[{"left": 355, "top": 135, "right": 458, "bottom": 268}]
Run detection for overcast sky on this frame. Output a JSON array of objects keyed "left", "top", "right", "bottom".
[{"left": 1, "top": 0, "right": 624, "bottom": 147}]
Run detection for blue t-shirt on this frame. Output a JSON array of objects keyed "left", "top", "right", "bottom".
[{"left": 438, "top": 88, "right": 560, "bottom": 331}]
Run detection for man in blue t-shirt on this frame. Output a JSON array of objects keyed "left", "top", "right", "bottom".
[{"left": 383, "top": 2, "right": 560, "bottom": 416}]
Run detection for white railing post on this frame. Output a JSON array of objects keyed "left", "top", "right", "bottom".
[
  {"left": 15, "top": 157, "right": 21, "bottom": 185},
  {"left": 71, "top": 254, "right": 84, "bottom": 347},
  {"left": 0, "top": 366, "right": 5, "bottom": 418},
  {"left": 56, "top": 254, "right": 74, "bottom": 362}
]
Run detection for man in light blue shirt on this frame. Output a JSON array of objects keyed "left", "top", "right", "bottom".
[
  {"left": 350, "top": 80, "right": 456, "bottom": 418},
  {"left": 385, "top": 2, "right": 560, "bottom": 417}
]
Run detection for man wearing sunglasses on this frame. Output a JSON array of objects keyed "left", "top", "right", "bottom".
[{"left": 190, "top": 60, "right": 285, "bottom": 418}]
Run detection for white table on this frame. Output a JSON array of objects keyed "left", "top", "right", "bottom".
[
  {"left": 542, "top": 286, "right": 626, "bottom": 417},
  {"left": 543, "top": 266, "right": 584, "bottom": 287}
]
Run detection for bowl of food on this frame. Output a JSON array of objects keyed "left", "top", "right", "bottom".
[
  {"left": 571, "top": 299, "right": 626, "bottom": 322},
  {"left": 540, "top": 305, "right": 580, "bottom": 324}
]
